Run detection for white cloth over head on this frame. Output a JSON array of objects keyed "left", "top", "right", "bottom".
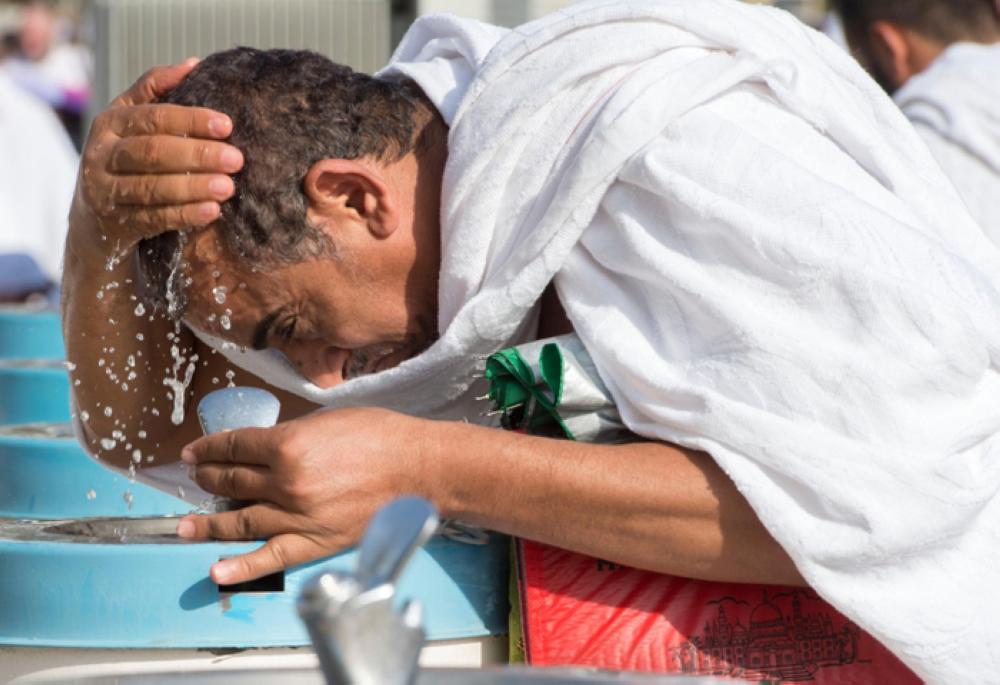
[
  {"left": 198, "top": 1, "right": 1000, "bottom": 681},
  {"left": 894, "top": 41, "right": 1000, "bottom": 245},
  {"left": 0, "top": 70, "right": 77, "bottom": 281}
]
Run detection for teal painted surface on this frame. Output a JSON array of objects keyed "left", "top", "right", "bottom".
[
  {"left": 0, "top": 531, "right": 509, "bottom": 647},
  {"left": 0, "top": 432, "right": 190, "bottom": 519},
  {"left": 0, "top": 366, "right": 70, "bottom": 425},
  {"left": 0, "top": 310, "right": 64, "bottom": 359}
]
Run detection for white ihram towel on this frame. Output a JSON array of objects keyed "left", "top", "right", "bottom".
[
  {"left": 201, "top": 1, "right": 1000, "bottom": 681},
  {"left": 895, "top": 41, "right": 1000, "bottom": 244}
]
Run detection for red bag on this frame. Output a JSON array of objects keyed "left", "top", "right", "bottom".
[{"left": 518, "top": 539, "right": 920, "bottom": 684}]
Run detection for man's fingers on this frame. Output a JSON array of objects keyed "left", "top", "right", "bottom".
[
  {"left": 113, "top": 59, "right": 200, "bottom": 107},
  {"left": 176, "top": 502, "right": 287, "bottom": 541},
  {"left": 107, "top": 104, "right": 233, "bottom": 140},
  {"left": 123, "top": 201, "right": 222, "bottom": 233},
  {"left": 108, "top": 173, "right": 234, "bottom": 206},
  {"left": 191, "top": 463, "right": 274, "bottom": 502},
  {"left": 182, "top": 426, "right": 284, "bottom": 466},
  {"left": 109, "top": 135, "right": 243, "bottom": 175},
  {"left": 210, "top": 534, "right": 326, "bottom": 585}
]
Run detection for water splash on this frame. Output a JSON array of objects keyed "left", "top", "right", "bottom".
[{"left": 163, "top": 331, "right": 198, "bottom": 426}]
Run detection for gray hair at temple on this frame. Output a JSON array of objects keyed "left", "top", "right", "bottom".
[{"left": 136, "top": 46, "right": 443, "bottom": 313}]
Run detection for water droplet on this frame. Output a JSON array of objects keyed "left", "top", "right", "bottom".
[
  {"left": 211, "top": 377, "right": 219, "bottom": 385},
  {"left": 80, "top": 410, "right": 90, "bottom": 422},
  {"left": 65, "top": 361, "right": 77, "bottom": 371},
  {"left": 100, "top": 438, "right": 117, "bottom": 450},
  {"left": 123, "top": 490, "right": 134, "bottom": 510},
  {"left": 177, "top": 486, "right": 186, "bottom": 499},
  {"left": 96, "top": 291, "right": 104, "bottom": 300},
  {"left": 138, "top": 430, "right": 147, "bottom": 439},
  {"left": 212, "top": 286, "right": 228, "bottom": 304},
  {"left": 86, "top": 489, "right": 96, "bottom": 500},
  {"left": 132, "top": 449, "right": 142, "bottom": 464},
  {"left": 220, "top": 314, "right": 231, "bottom": 330},
  {"left": 103, "top": 406, "right": 113, "bottom": 417},
  {"left": 136, "top": 333, "right": 144, "bottom": 341},
  {"left": 134, "top": 303, "right": 146, "bottom": 317}
]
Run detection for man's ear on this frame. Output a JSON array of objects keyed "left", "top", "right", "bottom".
[
  {"left": 303, "top": 159, "right": 398, "bottom": 239},
  {"left": 868, "top": 21, "right": 914, "bottom": 91}
]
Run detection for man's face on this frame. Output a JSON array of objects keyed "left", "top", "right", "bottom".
[{"left": 182, "top": 228, "right": 439, "bottom": 389}]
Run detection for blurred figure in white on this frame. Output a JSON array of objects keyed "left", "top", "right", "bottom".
[
  {"left": 0, "top": 68, "right": 78, "bottom": 299},
  {"left": 834, "top": 0, "right": 1000, "bottom": 242},
  {"left": 3, "top": 1, "right": 91, "bottom": 147}
]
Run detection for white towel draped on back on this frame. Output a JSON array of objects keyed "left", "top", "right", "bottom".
[
  {"left": 204, "top": 2, "right": 1000, "bottom": 680},
  {"left": 895, "top": 41, "right": 1000, "bottom": 243}
]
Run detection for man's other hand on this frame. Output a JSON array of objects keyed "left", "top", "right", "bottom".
[
  {"left": 70, "top": 59, "right": 243, "bottom": 264},
  {"left": 176, "top": 408, "right": 440, "bottom": 585}
]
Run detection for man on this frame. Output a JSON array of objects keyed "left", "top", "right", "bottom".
[
  {"left": 63, "top": 1, "right": 1000, "bottom": 682},
  {"left": 0, "top": 66, "right": 76, "bottom": 287},
  {"left": 834, "top": 0, "right": 1000, "bottom": 240}
]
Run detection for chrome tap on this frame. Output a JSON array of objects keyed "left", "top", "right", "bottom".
[{"left": 298, "top": 496, "right": 440, "bottom": 685}]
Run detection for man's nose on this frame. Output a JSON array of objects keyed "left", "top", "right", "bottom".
[{"left": 282, "top": 340, "right": 346, "bottom": 390}]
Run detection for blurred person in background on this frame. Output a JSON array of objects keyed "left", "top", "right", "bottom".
[
  {"left": 835, "top": 0, "right": 1000, "bottom": 242},
  {"left": 0, "top": 66, "right": 78, "bottom": 301},
  {"left": 3, "top": 0, "right": 91, "bottom": 147}
]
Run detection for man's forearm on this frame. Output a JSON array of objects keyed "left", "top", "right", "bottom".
[
  {"left": 61, "top": 216, "right": 204, "bottom": 468},
  {"left": 431, "top": 422, "right": 806, "bottom": 586}
]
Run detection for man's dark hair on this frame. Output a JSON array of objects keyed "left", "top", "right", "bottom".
[
  {"left": 834, "top": 0, "right": 1000, "bottom": 45},
  {"left": 137, "top": 47, "right": 442, "bottom": 310}
]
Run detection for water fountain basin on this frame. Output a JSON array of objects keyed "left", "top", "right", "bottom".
[
  {"left": 0, "top": 517, "right": 508, "bottom": 649},
  {"left": 0, "top": 423, "right": 190, "bottom": 519},
  {"left": 0, "top": 359, "right": 70, "bottom": 425},
  {"left": 0, "top": 306, "right": 64, "bottom": 359}
]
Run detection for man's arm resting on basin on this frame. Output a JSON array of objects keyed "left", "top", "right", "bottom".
[
  {"left": 180, "top": 409, "right": 805, "bottom": 587},
  {"left": 433, "top": 421, "right": 806, "bottom": 587}
]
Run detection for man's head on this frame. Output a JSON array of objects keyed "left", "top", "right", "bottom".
[
  {"left": 834, "top": 0, "right": 1000, "bottom": 92},
  {"left": 138, "top": 47, "right": 447, "bottom": 387}
]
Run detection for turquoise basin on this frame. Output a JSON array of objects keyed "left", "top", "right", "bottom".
[
  {"left": 0, "top": 307, "right": 64, "bottom": 359},
  {"left": 0, "top": 360, "right": 70, "bottom": 425},
  {"left": 0, "top": 516, "right": 509, "bottom": 648},
  {"left": 0, "top": 423, "right": 190, "bottom": 519}
]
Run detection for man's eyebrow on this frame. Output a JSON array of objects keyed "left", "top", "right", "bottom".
[{"left": 251, "top": 307, "right": 287, "bottom": 351}]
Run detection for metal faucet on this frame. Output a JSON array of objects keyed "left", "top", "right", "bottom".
[{"left": 298, "top": 496, "right": 440, "bottom": 685}]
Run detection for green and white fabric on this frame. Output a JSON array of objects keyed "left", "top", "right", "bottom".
[{"left": 483, "top": 334, "right": 627, "bottom": 444}]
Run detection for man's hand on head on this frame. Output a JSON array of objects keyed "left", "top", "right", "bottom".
[
  {"left": 69, "top": 58, "right": 243, "bottom": 266},
  {"left": 176, "top": 407, "right": 444, "bottom": 585}
]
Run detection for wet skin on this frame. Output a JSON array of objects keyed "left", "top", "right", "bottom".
[
  {"left": 64, "top": 60, "right": 804, "bottom": 590},
  {"left": 182, "top": 227, "right": 439, "bottom": 389}
]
